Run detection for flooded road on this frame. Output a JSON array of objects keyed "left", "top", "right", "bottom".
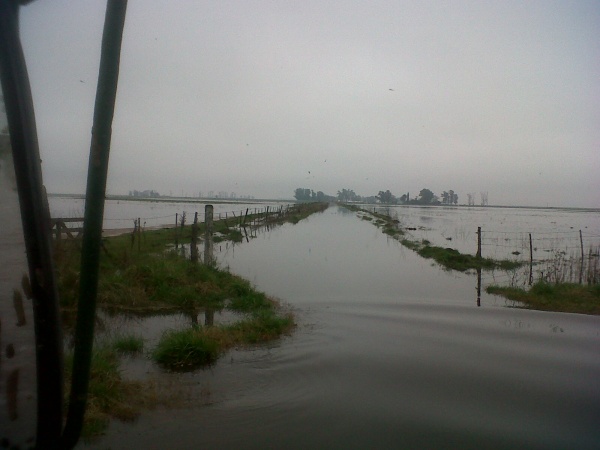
[{"left": 84, "top": 206, "right": 600, "bottom": 449}]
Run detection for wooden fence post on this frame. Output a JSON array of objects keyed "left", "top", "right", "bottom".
[
  {"left": 190, "top": 211, "right": 198, "bottom": 263},
  {"left": 54, "top": 220, "right": 61, "bottom": 244},
  {"left": 476, "top": 227, "right": 482, "bottom": 258},
  {"left": 131, "top": 218, "right": 137, "bottom": 249},
  {"left": 175, "top": 213, "right": 179, "bottom": 249},
  {"left": 579, "top": 230, "right": 584, "bottom": 284},
  {"left": 204, "top": 205, "right": 214, "bottom": 266},
  {"left": 529, "top": 233, "right": 533, "bottom": 285}
]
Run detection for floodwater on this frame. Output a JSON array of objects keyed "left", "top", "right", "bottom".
[
  {"left": 48, "top": 195, "right": 293, "bottom": 231},
  {"left": 83, "top": 205, "right": 600, "bottom": 450},
  {"left": 373, "top": 204, "right": 600, "bottom": 261}
]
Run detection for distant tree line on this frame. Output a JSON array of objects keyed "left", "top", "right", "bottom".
[
  {"left": 129, "top": 189, "right": 160, "bottom": 198},
  {"left": 294, "top": 188, "right": 336, "bottom": 202},
  {"left": 294, "top": 187, "right": 473, "bottom": 206}
]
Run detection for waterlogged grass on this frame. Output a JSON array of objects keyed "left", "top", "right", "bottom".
[
  {"left": 152, "top": 278, "right": 294, "bottom": 371},
  {"left": 342, "top": 204, "right": 520, "bottom": 272},
  {"left": 58, "top": 242, "right": 280, "bottom": 314},
  {"left": 55, "top": 202, "right": 326, "bottom": 433},
  {"left": 111, "top": 334, "right": 144, "bottom": 354},
  {"left": 64, "top": 345, "right": 152, "bottom": 441},
  {"left": 153, "top": 310, "right": 294, "bottom": 371},
  {"left": 284, "top": 202, "right": 329, "bottom": 224},
  {"left": 229, "top": 310, "right": 294, "bottom": 344},
  {"left": 153, "top": 327, "right": 220, "bottom": 370},
  {"left": 486, "top": 282, "right": 600, "bottom": 315},
  {"left": 416, "top": 244, "right": 521, "bottom": 272},
  {"left": 56, "top": 202, "right": 329, "bottom": 311}
]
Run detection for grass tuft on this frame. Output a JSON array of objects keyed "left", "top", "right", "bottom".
[
  {"left": 152, "top": 310, "right": 294, "bottom": 371},
  {"left": 64, "top": 345, "right": 150, "bottom": 441},
  {"left": 486, "top": 281, "right": 600, "bottom": 315},
  {"left": 152, "top": 328, "right": 220, "bottom": 371},
  {"left": 111, "top": 334, "right": 144, "bottom": 354}
]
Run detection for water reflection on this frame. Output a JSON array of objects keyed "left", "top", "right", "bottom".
[
  {"left": 188, "top": 307, "right": 215, "bottom": 327},
  {"left": 476, "top": 267, "right": 482, "bottom": 307}
]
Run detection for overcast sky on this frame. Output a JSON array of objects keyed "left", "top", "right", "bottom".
[{"left": 18, "top": 0, "right": 600, "bottom": 207}]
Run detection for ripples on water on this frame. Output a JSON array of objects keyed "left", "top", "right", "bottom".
[{"left": 81, "top": 206, "right": 600, "bottom": 449}]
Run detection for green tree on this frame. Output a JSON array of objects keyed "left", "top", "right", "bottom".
[
  {"left": 376, "top": 190, "right": 397, "bottom": 204},
  {"left": 418, "top": 188, "right": 435, "bottom": 204},
  {"left": 441, "top": 191, "right": 449, "bottom": 204},
  {"left": 337, "top": 188, "right": 358, "bottom": 202},
  {"left": 294, "top": 188, "right": 312, "bottom": 201}
]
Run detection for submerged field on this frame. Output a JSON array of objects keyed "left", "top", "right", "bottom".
[
  {"left": 58, "top": 202, "right": 327, "bottom": 439},
  {"left": 343, "top": 203, "right": 600, "bottom": 315},
  {"left": 47, "top": 201, "right": 600, "bottom": 449}
]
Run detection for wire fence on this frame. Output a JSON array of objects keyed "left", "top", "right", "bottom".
[
  {"left": 478, "top": 228, "right": 600, "bottom": 286},
  {"left": 370, "top": 205, "right": 600, "bottom": 287},
  {"left": 51, "top": 204, "right": 295, "bottom": 235}
]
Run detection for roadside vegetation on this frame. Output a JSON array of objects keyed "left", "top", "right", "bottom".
[
  {"left": 63, "top": 344, "right": 150, "bottom": 441},
  {"left": 343, "top": 204, "right": 521, "bottom": 272},
  {"left": 486, "top": 282, "right": 600, "bottom": 315},
  {"left": 55, "top": 201, "right": 328, "bottom": 439},
  {"left": 343, "top": 203, "right": 599, "bottom": 315}
]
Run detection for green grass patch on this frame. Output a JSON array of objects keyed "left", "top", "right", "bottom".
[
  {"left": 342, "top": 204, "right": 520, "bottom": 272},
  {"left": 228, "top": 310, "right": 295, "bottom": 344},
  {"left": 64, "top": 345, "right": 152, "bottom": 441},
  {"left": 486, "top": 282, "right": 600, "bottom": 315},
  {"left": 416, "top": 245, "right": 521, "bottom": 272},
  {"left": 383, "top": 225, "right": 401, "bottom": 236},
  {"left": 152, "top": 327, "right": 220, "bottom": 371},
  {"left": 56, "top": 202, "right": 325, "bottom": 431},
  {"left": 228, "top": 291, "right": 273, "bottom": 312},
  {"left": 111, "top": 334, "right": 144, "bottom": 354},
  {"left": 55, "top": 203, "right": 329, "bottom": 313},
  {"left": 152, "top": 310, "right": 294, "bottom": 371}
]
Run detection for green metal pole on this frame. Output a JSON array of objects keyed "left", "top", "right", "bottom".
[{"left": 61, "top": 1, "right": 127, "bottom": 448}]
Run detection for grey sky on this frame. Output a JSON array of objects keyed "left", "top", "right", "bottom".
[{"left": 18, "top": 0, "right": 600, "bottom": 207}]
